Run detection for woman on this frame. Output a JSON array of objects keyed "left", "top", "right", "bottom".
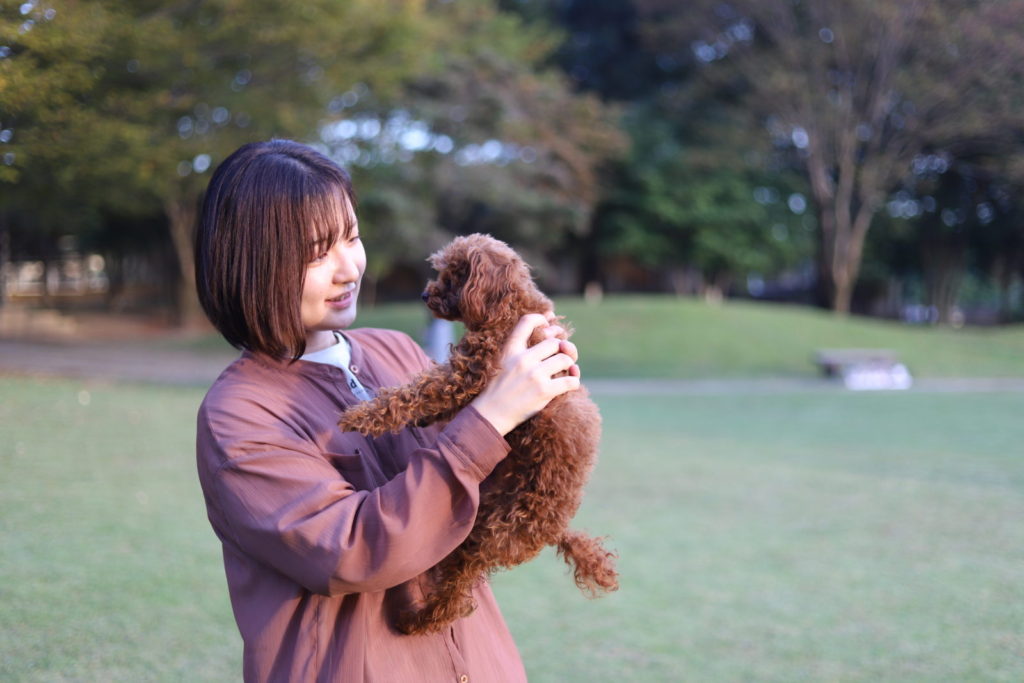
[{"left": 194, "top": 139, "right": 581, "bottom": 682}]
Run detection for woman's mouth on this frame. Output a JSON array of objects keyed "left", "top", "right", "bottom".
[{"left": 327, "top": 288, "right": 356, "bottom": 308}]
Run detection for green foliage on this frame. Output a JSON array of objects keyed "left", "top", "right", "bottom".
[
  {"left": 600, "top": 102, "right": 811, "bottom": 288},
  {"left": 0, "top": 0, "right": 436, "bottom": 313},
  {"left": 5, "top": 0, "right": 1024, "bottom": 317},
  {"left": 343, "top": 0, "right": 625, "bottom": 288},
  {"left": 631, "top": 0, "right": 1024, "bottom": 312},
  {"left": 1, "top": 0, "right": 623, "bottom": 309}
]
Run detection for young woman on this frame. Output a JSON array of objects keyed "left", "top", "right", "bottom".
[{"left": 194, "top": 139, "right": 581, "bottom": 682}]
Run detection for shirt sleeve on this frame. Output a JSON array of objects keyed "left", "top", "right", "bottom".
[{"left": 197, "top": 402, "right": 509, "bottom": 597}]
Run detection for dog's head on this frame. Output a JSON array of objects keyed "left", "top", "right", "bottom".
[{"left": 422, "top": 233, "right": 550, "bottom": 331}]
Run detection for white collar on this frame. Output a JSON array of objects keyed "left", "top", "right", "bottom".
[{"left": 300, "top": 331, "right": 351, "bottom": 368}]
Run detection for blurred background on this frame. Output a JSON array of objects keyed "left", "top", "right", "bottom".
[
  {"left": 2, "top": 1, "right": 1024, "bottom": 681},
  {"left": 4, "top": 0, "right": 1024, "bottom": 327}
]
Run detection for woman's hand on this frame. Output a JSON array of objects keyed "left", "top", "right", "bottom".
[{"left": 470, "top": 313, "right": 581, "bottom": 437}]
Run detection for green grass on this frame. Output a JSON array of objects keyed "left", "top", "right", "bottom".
[
  {"left": 173, "top": 295, "right": 1024, "bottom": 379},
  {"left": 556, "top": 296, "right": 1024, "bottom": 379},
  {"left": 494, "top": 389, "right": 1024, "bottom": 681},
  {"left": 0, "top": 378, "right": 241, "bottom": 681},
  {"left": 2, "top": 376, "right": 1022, "bottom": 681}
]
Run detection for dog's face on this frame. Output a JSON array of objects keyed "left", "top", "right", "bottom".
[
  {"left": 421, "top": 254, "right": 471, "bottom": 322},
  {"left": 422, "top": 234, "right": 534, "bottom": 329}
]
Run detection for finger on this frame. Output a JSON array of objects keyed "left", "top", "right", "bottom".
[
  {"left": 538, "top": 351, "right": 578, "bottom": 377},
  {"left": 521, "top": 337, "right": 563, "bottom": 364},
  {"left": 506, "top": 313, "right": 551, "bottom": 352},
  {"left": 558, "top": 340, "right": 578, "bottom": 363},
  {"left": 549, "top": 374, "right": 582, "bottom": 395}
]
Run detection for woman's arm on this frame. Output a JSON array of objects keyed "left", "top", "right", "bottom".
[
  {"left": 199, "top": 403, "right": 508, "bottom": 596},
  {"left": 198, "top": 314, "right": 579, "bottom": 596}
]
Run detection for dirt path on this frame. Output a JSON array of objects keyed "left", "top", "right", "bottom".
[
  {"left": 0, "top": 338, "right": 237, "bottom": 386},
  {"left": 0, "top": 307, "right": 237, "bottom": 386},
  {"left": 2, "top": 308, "right": 1023, "bottom": 393},
  {"left": 3, "top": 337, "right": 1024, "bottom": 394}
]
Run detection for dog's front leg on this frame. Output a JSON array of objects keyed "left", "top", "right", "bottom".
[{"left": 338, "top": 359, "right": 489, "bottom": 436}]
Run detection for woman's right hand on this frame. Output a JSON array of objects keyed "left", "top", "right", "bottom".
[{"left": 470, "top": 313, "right": 581, "bottom": 437}]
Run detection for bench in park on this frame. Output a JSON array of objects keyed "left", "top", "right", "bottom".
[{"left": 814, "top": 348, "right": 912, "bottom": 390}]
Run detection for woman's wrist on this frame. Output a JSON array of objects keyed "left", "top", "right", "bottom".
[{"left": 468, "top": 395, "right": 516, "bottom": 437}]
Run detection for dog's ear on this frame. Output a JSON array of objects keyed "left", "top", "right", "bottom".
[{"left": 459, "top": 246, "right": 526, "bottom": 329}]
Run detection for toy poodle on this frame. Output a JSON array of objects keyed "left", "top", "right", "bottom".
[{"left": 338, "top": 233, "right": 618, "bottom": 635}]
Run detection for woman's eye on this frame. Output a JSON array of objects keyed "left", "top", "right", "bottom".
[{"left": 348, "top": 234, "right": 361, "bottom": 245}]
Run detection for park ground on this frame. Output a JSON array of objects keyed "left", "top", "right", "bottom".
[{"left": 2, "top": 299, "right": 1023, "bottom": 681}]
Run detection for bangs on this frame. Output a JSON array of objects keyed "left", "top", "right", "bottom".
[{"left": 304, "top": 186, "right": 355, "bottom": 259}]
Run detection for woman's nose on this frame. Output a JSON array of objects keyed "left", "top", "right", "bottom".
[{"left": 331, "top": 249, "right": 360, "bottom": 282}]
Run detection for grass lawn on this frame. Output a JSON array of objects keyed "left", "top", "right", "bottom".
[
  {"left": 495, "top": 389, "right": 1024, "bottom": 681},
  {"left": 556, "top": 296, "right": 1024, "bottom": 379},
  {"left": 169, "top": 295, "right": 1024, "bottom": 380},
  {"left": 1, "top": 376, "right": 1022, "bottom": 681}
]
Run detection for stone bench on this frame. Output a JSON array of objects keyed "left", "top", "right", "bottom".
[{"left": 814, "top": 348, "right": 912, "bottom": 390}]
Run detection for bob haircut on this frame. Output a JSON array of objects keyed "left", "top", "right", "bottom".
[{"left": 195, "top": 139, "right": 357, "bottom": 360}]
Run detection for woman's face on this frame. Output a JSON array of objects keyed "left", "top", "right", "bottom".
[{"left": 300, "top": 196, "right": 366, "bottom": 352}]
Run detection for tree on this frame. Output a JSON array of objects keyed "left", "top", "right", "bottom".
[
  {"left": 868, "top": 157, "right": 1024, "bottom": 324},
  {"left": 2, "top": 0, "right": 430, "bottom": 322},
  {"left": 635, "top": 0, "right": 1024, "bottom": 313},
  {"left": 599, "top": 98, "right": 811, "bottom": 298},
  {"left": 325, "top": 0, "right": 625, "bottom": 294},
  {"left": 3, "top": 0, "right": 622, "bottom": 317},
  {"left": 501, "top": 0, "right": 814, "bottom": 297}
]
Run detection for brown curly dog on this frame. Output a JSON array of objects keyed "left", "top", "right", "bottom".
[{"left": 338, "top": 233, "right": 618, "bottom": 635}]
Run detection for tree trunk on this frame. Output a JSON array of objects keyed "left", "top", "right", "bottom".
[
  {"left": 0, "top": 217, "right": 8, "bottom": 309},
  {"left": 820, "top": 196, "right": 875, "bottom": 315},
  {"left": 808, "top": 145, "right": 837, "bottom": 310},
  {"left": 41, "top": 253, "right": 57, "bottom": 308},
  {"left": 103, "top": 251, "right": 126, "bottom": 311},
  {"left": 831, "top": 273, "right": 853, "bottom": 315},
  {"left": 164, "top": 196, "right": 204, "bottom": 328},
  {"left": 923, "top": 240, "right": 965, "bottom": 325}
]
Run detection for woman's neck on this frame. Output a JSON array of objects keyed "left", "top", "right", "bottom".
[{"left": 304, "top": 329, "right": 340, "bottom": 354}]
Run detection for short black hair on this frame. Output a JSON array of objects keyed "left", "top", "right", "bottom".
[{"left": 194, "top": 139, "right": 357, "bottom": 359}]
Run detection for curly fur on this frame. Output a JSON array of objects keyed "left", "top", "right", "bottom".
[{"left": 338, "top": 233, "right": 618, "bottom": 635}]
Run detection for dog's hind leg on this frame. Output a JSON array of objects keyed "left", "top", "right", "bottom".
[
  {"left": 555, "top": 529, "right": 619, "bottom": 596},
  {"left": 395, "top": 549, "right": 484, "bottom": 635}
]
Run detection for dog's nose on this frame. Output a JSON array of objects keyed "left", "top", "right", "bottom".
[{"left": 421, "top": 290, "right": 430, "bottom": 302}]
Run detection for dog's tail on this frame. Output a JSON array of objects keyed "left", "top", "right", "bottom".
[{"left": 556, "top": 530, "right": 619, "bottom": 596}]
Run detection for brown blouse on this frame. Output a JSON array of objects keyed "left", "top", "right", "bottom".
[{"left": 196, "top": 328, "right": 527, "bottom": 682}]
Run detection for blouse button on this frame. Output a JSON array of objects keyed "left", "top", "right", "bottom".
[
  {"left": 459, "top": 676, "right": 468, "bottom": 683},
  {"left": 349, "top": 364, "right": 359, "bottom": 374}
]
